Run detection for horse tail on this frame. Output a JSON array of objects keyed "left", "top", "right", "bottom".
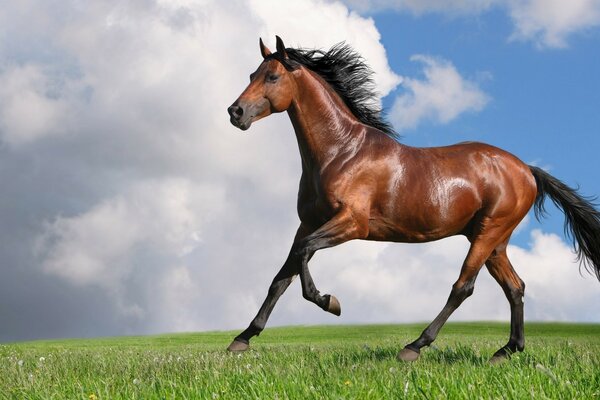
[{"left": 529, "top": 165, "right": 600, "bottom": 281}]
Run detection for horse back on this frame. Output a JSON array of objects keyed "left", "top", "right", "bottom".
[{"left": 364, "top": 140, "right": 537, "bottom": 242}]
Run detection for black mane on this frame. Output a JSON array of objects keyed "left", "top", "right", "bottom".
[{"left": 267, "top": 43, "right": 400, "bottom": 141}]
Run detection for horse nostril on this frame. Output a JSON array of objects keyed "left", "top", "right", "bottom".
[
  {"left": 228, "top": 105, "right": 244, "bottom": 119},
  {"left": 227, "top": 106, "right": 236, "bottom": 118}
]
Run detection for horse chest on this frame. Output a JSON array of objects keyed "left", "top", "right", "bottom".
[{"left": 297, "top": 175, "right": 341, "bottom": 227}]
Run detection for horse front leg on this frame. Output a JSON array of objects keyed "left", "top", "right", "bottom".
[
  {"left": 227, "top": 226, "right": 311, "bottom": 352},
  {"left": 294, "top": 206, "right": 369, "bottom": 317}
]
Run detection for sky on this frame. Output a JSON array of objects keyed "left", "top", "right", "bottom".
[{"left": 0, "top": 0, "right": 599, "bottom": 342}]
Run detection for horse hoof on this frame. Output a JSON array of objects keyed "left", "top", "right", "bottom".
[
  {"left": 327, "top": 295, "right": 341, "bottom": 316},
  {"left": 227, "top": 339, "right": 249, "bottom": 352},
  {"left": 397, "top": 347, "right": 420, "bottom": 362},
  {"left": 489, "top": 353, "right": 509, "bottom": 365}
]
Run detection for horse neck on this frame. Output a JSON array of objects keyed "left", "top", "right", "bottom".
[{"left": 287, "top": 69, "right": 363, "bottom": 170}]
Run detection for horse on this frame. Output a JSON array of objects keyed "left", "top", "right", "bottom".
[{"left": 226, "top": 36, "right": 600, "bottom": 363}]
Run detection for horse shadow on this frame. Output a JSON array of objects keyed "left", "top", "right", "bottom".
[{"left": 339, "top": 344, "right": 491, "bottom": 365}]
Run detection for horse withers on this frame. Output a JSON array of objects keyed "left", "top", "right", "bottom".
[{"left": 226, "top": 36, "right": 600, "bottom": 363}]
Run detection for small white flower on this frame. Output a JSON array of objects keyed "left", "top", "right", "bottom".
[
  {"left": 133, "top": 378, "right": 141, "bottom": 385},
  {"left": 17, "top": 360, "right": 23, "bottom": 367},
  {"left": 39, "top": 357, "right": 45, "bottom": 362}
]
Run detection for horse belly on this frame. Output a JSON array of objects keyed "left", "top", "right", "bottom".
[
  {"left": 367, "top": 218, "right": 470, "bottom": 243},
  {"left": 368, "top": 185, "right": 481, "bottom": 243}
]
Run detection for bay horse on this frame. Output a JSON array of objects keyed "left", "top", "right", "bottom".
[{"left": 226, "top": 36, "right": 600, "bottom": 362}]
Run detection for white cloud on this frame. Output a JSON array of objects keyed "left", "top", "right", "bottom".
[
  {"left": 0, "top": 65, "right": 77, "bottom": 145},
  {"left": 390, "top": 55, "right": 490, "bottom": 131},
  {"left": 507, "top": 0, "right": 600, "bottom": 48},
  {"left": 343, "top": 0, "right": 499, "bottom": 15},
  {"left": 37, "top": 178, "right": 224, "bottom": 290},
  {"left": 341, "top": 0, "right": 600, "bottom": 48},
  {"left": 35, "top": 178, "right": 229, "bottom": 327}
]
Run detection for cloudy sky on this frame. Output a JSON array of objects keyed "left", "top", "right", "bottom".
[{"left": 1, "top": 0, "right": 599, "bottom": 342}]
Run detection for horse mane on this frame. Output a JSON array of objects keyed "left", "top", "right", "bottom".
[{"left": 268, "top": 43, "right": 400, "bottom": 141}]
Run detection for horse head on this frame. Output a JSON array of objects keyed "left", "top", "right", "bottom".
[{"left": 228, "top": 36, "right": 296, "bottom": 131}]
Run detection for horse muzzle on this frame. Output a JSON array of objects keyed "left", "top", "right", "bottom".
[{"left": 228, "top": 103, "right": 252, "bottom": 131}]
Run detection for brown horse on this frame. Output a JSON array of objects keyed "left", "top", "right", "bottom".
[{"left": 226, "top": 36, "right": 600, "bottom": 362}]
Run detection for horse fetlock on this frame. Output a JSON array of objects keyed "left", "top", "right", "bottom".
[
  {"left": 490, "top": 341, "right": 523, "bottom": 363},
  {"left": 420, "top": 332, "right": 435, "bottom": 346},
  {"left": 509, "top": 338, "right": 525, "bottom": 352},
  {"left": 248, "top": 322, "right": 264, "bottom": 336},
  {"left": 302, "top": 290, "right": 315, "bottom": 302}
]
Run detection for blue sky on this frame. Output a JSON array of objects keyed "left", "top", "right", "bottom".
[{"left": 0, "top": 1, "right": 599, "bottom": 342}]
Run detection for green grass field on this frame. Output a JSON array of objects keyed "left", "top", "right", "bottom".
[{"left": 1, "top": 322, "right": 599, "bottom": 399}]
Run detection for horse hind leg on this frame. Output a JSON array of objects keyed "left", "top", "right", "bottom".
[
  {"left": 485, "top": 244, "right": 526, "bottom": 364},
  {"left": 398, "top": 236, "right": 495, "bottom": 362},
  {"left": 396, "top": 212, "right": 524, "bottom": 363}
]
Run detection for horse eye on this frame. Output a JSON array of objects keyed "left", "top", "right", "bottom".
[{"left": 266, "top": 74, "right": 279, "bottom": 83}]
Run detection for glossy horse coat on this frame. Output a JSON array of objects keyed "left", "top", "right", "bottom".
[{"left": 227, "top": 36, "right": 600, "bottom": 362}]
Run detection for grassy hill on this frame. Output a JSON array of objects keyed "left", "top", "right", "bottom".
[{"left": 1, "top": 322, "right": 599, "bottom": 399}]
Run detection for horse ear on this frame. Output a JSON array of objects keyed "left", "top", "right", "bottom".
[
  {"left": 259, "top": 38, "right": 271, "bottom": 59},
  {"left": 275, "top": 35, "right": 288, "bottom": 59}
]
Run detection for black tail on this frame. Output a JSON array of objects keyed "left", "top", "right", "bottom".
[{"left": 529, "top": 165, "right": 600, "bottom": 281}]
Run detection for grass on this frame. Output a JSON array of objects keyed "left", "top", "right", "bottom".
[{"left": 1, "top": 322, "right": 600, "bottom": 399}]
